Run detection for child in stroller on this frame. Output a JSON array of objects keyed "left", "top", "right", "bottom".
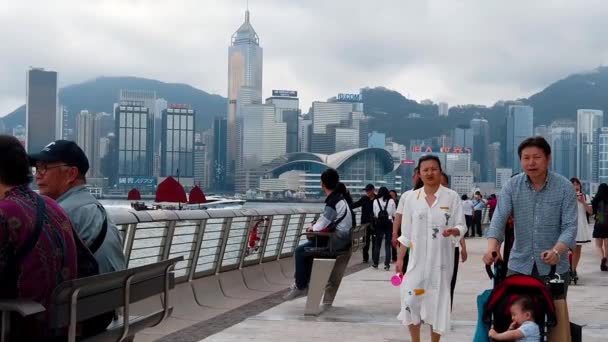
[
  {"left": 483, "top": 266, "right": 557, "bottom": 341},
  {"left": 489, "top": 296, "right": 540, "bottom": 341}
]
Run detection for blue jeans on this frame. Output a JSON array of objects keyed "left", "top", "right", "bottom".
[{"left": 294, "top": 240, "right": 316, "bottom": 289}]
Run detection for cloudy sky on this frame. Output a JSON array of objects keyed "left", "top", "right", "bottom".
[{"left": 2, "top": 0, "right": 608, "bottom": 116}]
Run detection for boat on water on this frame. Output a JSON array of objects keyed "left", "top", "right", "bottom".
[{"left": 128, "top": 176, "right": 245, "bottom": 211}]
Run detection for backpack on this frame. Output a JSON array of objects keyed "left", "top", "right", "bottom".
[{"left": 374, "top": 198, "right": 392, "bottom": 230}]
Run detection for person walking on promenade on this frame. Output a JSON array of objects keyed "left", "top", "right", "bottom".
[
  {"left": 487, "top": 194, "right": 497, "bottom": 221},
  {"left": 461, "top": 194, "right": 473, "bottom": 238},
  {"left": 471, "top": 191, "right": 485, "bottom": 237},
  {"left": 592, "top": 183, "right": 608, "bottom": 271},
  {"left": 483, "top": 137, "right": 577, "bottom": 296},
  {"left": 389, "top": 189, "right": 399, "bottom": 262},
  {"left": 372, "top": 186, "right": 396, "bottom": 270},
  {"left": 353, "top": 183, "right": 376, "bottom": 263},
  {"left": 570, "top": 177, "right": 592, "bottom": 281},
  {"left": 395, "top": 155, "right": 466, "bottom": 342}
]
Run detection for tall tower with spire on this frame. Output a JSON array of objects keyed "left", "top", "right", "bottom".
[{"left": 226, "top": 9, "right": 263, "bottom": 189}]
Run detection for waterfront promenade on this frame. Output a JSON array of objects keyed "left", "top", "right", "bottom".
[{"left": 139, "top": 238, "right": 608, "bottom": 341}]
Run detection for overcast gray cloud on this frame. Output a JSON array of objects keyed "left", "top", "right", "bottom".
[{"left": 2, "top": 0, "right": 608, "bottom": 116}]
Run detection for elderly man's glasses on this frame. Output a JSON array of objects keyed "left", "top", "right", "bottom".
[{"left": 35, "top": 164, "right": 69, "bottom": 175}]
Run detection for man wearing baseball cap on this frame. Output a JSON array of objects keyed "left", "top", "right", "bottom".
[{"left": 30, "top": 140, "right": 126, "bottom": 274}]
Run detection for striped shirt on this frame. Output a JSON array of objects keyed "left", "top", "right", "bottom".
[{"left": 487, "top": 172, "right": 577, "bottom": 275}]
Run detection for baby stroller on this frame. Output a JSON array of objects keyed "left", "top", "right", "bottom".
[{"left": 482, "top": 264, "right": 557, "bottom": 341}]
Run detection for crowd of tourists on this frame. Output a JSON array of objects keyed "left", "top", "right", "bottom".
[{"left": 284, "top": 135, "right": 607, "bottom": 341}]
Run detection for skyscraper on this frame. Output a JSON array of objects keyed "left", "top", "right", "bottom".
[
  {"left": 487, "top": 142, "right": 501, "bottom": 184},
  {"left": 471, "top": 118, "right": 490, "bottom": 181},
  {"left": 506, "top": 105, "right": 533, "bottom": 173},
  {"left": 550, "top": 120, "right": 576, "bottom": 178},
  {"left": 597, "top": 127, "right": 608, "bottom": 185},
  {"left": 76, "top": 110, "right": 97, "bottom": 177},
  {"left": 161, "top": 105, "right": 195, "bottom": 178},
  {"left": 266, "top": 92, "right": 300, "bottom": 153},
  {"left": 213, "top": 117, "right": 228, "bottom": 190},
  {"left": 438, "top": 102, "right": 449, "bottom": 117},
  {"left": 119, "top": 89, "right": 159, "bottom": 175},
  {"left": 452, "top": 125, "right": 474, "bottom": 148},
  {"left": 577, "top": 109, "right": 603, "bottom": 188},
  {"left": 114, "top": 101, "right": 153, "bottom": 187},
  {"left": 310, "top": 101, "right": 355, "bottom": 153},
  {"left": 227, "top": 9, "right": 263, "bottom": 187},
  {"left": 26, "top": 68, "right": 58, "bottom": 153}
]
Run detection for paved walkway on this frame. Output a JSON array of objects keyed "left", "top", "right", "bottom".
[{"left": 197, "top": 238, "right": 608, "bottom": 341}]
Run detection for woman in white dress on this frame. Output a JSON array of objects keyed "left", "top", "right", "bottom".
[
  {"left": 570, "top": 177, "right": 592, "bottom": 283},
  {"left": 395, "top": 155, "right": 467, "bottom": 342}
]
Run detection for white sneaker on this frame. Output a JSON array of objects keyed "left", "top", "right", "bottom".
[{"left": 283, "top": 287, "right": 308, "bottom": 300}]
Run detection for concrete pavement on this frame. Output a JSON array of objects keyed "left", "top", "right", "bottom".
[{"left": 199, "top": 238, "right": 608, "bottom": 341}]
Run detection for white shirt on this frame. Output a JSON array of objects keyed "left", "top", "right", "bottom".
[
  {"left": 397, "top": 185, "right": 466, "bottom": 335},
  {"left": 397, "top": 190, "right": 413, "bottom": 215},
  {"left": 462, "top": 199, "right": 474, "bottom": 216},
  {"left": 373, "top": 198, "right": 396, "bottom": 220}
]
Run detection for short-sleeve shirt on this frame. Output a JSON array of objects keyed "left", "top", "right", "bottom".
[{"left": 517, "top": 321, "right": 540, "bottom": 342}]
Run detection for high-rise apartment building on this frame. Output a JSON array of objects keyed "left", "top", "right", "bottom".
[
  {"left": 240, "top": 104, "right": 286, "bottom": 169},
  {"left": 161, "top": 105, "right": 195, "bottom": 178},
  {"left": 298, "top": 118, "right": 312, "bottom": 152},
  {"left": 550, "top": 120, "right": 576, "bottom": 178},
  {"left": 452, "top": 126, "right": 474, "bottom": 148},
  {"left": 227, "top": 10, "right": 263, "bottom": 187},
  {"left": 26, "top": 67, "right": 58, "bottom": 153},
  {"left": 267, "top": 92, "right": 300, "bottom": 154},
  {"left": 506, "top": 105, "right": 533, "bottom": 173},
  {"left": 577, "top": 109, "right": 603, "bottom": 187}
]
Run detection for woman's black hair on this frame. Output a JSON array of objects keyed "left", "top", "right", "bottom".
[
  {"left": 570, "top": 177, "right": 582, "bottom": 188},
  {"left": 417, "top": 154, "right": 442, "bottom": 171},
  {"left": 336, "top": 182, "right": 354, "bottom": 207},
  {"left": 377, "top": 186, "right": 390, "bottom": 201},
  {"left": 0, "top": 135, "right": 33, "bottom": 186},
  {"left": 592, "top": 183, "right": 608, "bottom": 213},
  {"left": 462, "top": 194, "right": 468, "bottom": 200},
  {"left": 414, "top": 178, "right": 424, "bottom": 190},
  {"left": 442, "top": 172, "right": 449, "bottom": 186}
]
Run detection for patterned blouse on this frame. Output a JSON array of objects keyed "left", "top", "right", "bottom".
[{"left": 0, "top": 185, "right": 78, "bottom": 320}]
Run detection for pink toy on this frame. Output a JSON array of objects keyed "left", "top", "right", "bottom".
[{"left": 391, "top": 273, "right": 404, "bottom": 286}]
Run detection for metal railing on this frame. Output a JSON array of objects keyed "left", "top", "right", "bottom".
[{"left": 108, "top": 207, "right": 340, "bottom": 284}]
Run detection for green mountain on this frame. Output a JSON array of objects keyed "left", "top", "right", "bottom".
[
  {"left": 363, "top": 66, "right": 608, "bottom": 145},
  {"left": 1, "top": 76, "right": 227, "bottom": 132}
]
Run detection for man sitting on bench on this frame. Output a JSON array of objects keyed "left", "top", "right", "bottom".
[{"left": 284, "top": 168, "right": 352, "bottom": 300}]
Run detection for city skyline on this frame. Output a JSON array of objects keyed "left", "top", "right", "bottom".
[{"left": 3, "top": 1, "right": 608, "bottom": 116}]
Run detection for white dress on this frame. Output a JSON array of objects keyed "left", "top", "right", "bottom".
[
  {"left": 397, "top": 185, "right": 467, "bottom": 335},
  {"left": 576, "top": 194, "right": 592, "bottom": 244}
]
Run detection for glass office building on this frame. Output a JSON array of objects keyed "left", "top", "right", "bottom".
[
  {"left": 114, "top": 102, "right": 153, "bottom": 180},
  {"left": 161, "top": 106, "right": 195, "bottom": 177}
]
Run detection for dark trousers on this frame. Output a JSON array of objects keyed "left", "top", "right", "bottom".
[
  {"left": 391, "top": 245, "right": 398, "bottom": 262},
  {"left": 464, "top": 215, "right": 473, "bottom": 237},
  {"left": 472, "top": 210, "right": 483, "bottom": 237},
  {"left": 373, "top": 227, "right": 392, "bottom": 267},
  {"left": 450, "top": 247, "right": 459, "bottom": 310},
  {"left": 362, "top": 224, "right": 376, "bottom": 262},
  {"left": 294, "top": 240, "right": 315, "bottom": 289}
]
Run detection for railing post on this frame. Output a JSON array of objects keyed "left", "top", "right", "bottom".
[
  {"left": 275, "top": 214, "right": 292, "bottom": 260},
  {"left": 188, "top": 219, "right": 207, "bottom": 281},
  {"left": 160, "top": 220, "right": 177, "bottom": 262},
  {"left": 238, "top": 216, "right": 256, "bottom": 269},
  {"left": 214, "top": 218, "right": 233, "bottom": 274},
  {"left": 295, "top": 213, "right": 320, "bottom": 247},
  {"left": 257, "top": 215, "right": 274, "bottom": 264},
  {"left": 123, "top": 223, "right": 137, "bottom": 266}
]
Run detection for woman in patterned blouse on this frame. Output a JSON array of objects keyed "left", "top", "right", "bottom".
[{"left": 0, "top": 135, "right": 78, "bottom": 339}]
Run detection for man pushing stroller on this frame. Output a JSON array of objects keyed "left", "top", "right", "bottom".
[{"left": 483, "top": 136, "right": 577, "bottom": 294}]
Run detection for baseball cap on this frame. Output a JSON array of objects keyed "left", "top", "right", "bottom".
[
  {"left": 364, "top": 184, "right": 375, "bottom": 191},
  {"left": 29, "top": 140, "right": 89, "bottom": 175}
]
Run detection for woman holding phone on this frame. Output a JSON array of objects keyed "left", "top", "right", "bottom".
[{"left": 570, "top": 177, "right": 592, "bottom": 282}]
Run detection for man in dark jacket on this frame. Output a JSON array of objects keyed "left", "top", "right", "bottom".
[{"left": 352, "top": 183, "right": 376, "bottom": 263}]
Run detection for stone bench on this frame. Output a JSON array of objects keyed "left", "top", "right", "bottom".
[{"left": 301, "top": 224, "right": 368, "bottom": 316}]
